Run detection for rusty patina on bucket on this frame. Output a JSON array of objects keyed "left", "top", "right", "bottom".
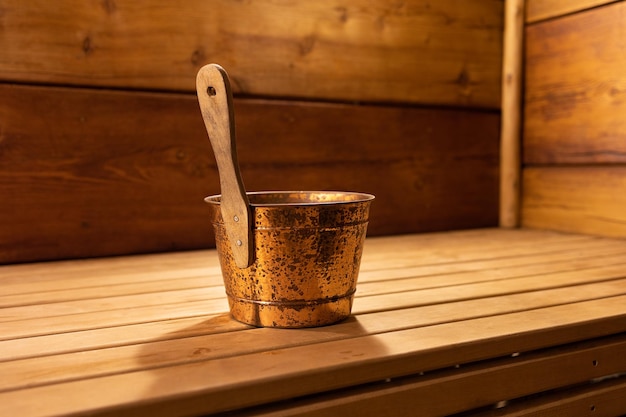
[{"left": 206, "top": 191, "right": 374, "bottom": 328}]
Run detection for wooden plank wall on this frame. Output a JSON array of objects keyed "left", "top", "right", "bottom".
[
  {"left": 0, "top": 0, "right": 503, "bottom": 263},
  {"left": 522, "top": 0, "right": 626, "bottom": 237}
]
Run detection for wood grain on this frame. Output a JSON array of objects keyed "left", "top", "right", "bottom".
[
  {"left": 0, "top": 84, "right": 216, "bottom": 263},
  {"left": 4, "top": 277, "right": 625, "bottom": 361},
  {"left": 3, "top": 279, "right": 626, "bottom": 391},
  {"left": 0, "top": 228, "right": 591, "bottom": 285},
  {"left": 0, "top": 0, "right": 503, "bottom": 108},
  {"left": 2, "top": 229, "right": 626, "bottom": 416},
  {"left": 196, "top": 64, "right": 253, "bottom": 268},
  {"left": 470, "top": 378, "right": 626, "bottom": 416},
  {"left": 8, "top": 232, "right": 626, "bottom": 307},
  {"left": 499, "top": 0, "right": 525, "bottom": 227},
  {"left": 7, "top": 231, "right": 623, "bottom": 341},
  {"left": 0, "top": 83, "right": 499, "bottom": 263},
  {"left": 524, "top": 2, "right": 626, "bottom": 164},
  {"left": 521, "top": 167, "right": 626, "bottom": 237},
  {"left": 220, "top": 336, "right": 626, "bottom": 416},
  {"left": 1, "top": 295, "right": 625, "bottom": 416},
  {"left": 526, "top": 0, "right": 618, "bottom": 22}
]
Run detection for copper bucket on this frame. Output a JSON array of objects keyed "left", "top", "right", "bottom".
[
  {"left": 206, "top": 191, "right": 374, "bottom": 328},
  {"left": 197, "top": 64, "right": 374, "bottom": 327}
]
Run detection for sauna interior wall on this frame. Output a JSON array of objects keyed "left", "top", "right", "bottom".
[
  {"left": 522, "top": 0, "right": 626, "bottom": 237},
  {"left": 0, "top": 0, "right": 503, "bottom": 263}
]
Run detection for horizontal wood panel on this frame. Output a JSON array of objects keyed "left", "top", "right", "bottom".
[
  {"left": 525, "top": 0, "right": 619, "bottom": 23},
  {"left": 0, "top": 83, "right": 499, "bottom": 263},
  {"left": 521, "top": 167, "right": 626, "bottom": 237},
  {"left": 470, "top": 377, "right": 626, "bottom": 416},
  {"left": 0, "top": 83, "right": 216, "bottom": 263},
  {"left": 231, "top": 336, "right": 626, "bottom": 416},
  {"left": 0, "top": 0, "right": 503, "bottom": 108},
  {"left": 524, "top": 2, "right": 626, "bottom": 164}
]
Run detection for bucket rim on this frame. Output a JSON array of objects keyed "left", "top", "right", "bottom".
[{"left": 204, "top": 190, "right": 375, "bottom": 207}]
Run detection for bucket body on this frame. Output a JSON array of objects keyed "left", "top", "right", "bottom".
[{"left": 205, "top": 191, "right": 374, "bottom": 328}]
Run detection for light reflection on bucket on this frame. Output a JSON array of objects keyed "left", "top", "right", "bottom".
[{"left": 206, "top": 191, "right": 374, "bottom": 328}]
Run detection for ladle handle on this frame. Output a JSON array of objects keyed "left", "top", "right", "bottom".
[{"left": 196, "top": 64, "right": 253, "bottom": 269}]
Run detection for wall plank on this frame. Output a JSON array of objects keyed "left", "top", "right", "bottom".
[
  {"left": 0, "top": 84, "right": 499, "bottom": 263},
  {"left": 526, "top": 0, "right": 618, "bottom": 22},
  {"left": 0, "top": 0, "right": 503, "bottom": 108},
  {"left": 526, "top": 0, "right": 622, "bottom": 23},
  {"left": 0, "top": 84, "right": 216, "bottom": 263},
  {"left": 524, "top": 2, "right": 626, "bottom": 164},
  {"left": 522, "top": 167, "right": 626, "bottom": 238}
]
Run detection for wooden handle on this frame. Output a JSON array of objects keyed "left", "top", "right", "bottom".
[{"left": 197, "top": 64, "right": 253, "bottom": 268}]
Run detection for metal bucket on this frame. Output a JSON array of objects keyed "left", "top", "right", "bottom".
[{"left": 206, "top": 191, "right": 374, "bottom": 328}]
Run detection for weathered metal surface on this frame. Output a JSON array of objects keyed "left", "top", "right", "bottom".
[{"left": 206, "top": 191, "right": 374, "bottom": 328}]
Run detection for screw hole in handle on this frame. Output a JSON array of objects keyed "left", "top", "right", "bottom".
[{"left": 207, "top": 86, "right": 217, "bottom": 96}]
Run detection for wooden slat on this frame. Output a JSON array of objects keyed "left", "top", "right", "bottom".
[
  {"left": 526, "top": 0, "right": 618, "bottom": 23},
  {"left": 0, "top": 314, "right": 249, "bottom": 362},
  {"left": 0, "top": 0, "right": 503, "bottom": 107},
  {"left": 355, "top": 266, "right": 626, "bottom": 314},
  {"left": 359, "top": 228, "right": 598, "bottom": 269},
  {"left": 358, "top": 238, "right": 626, "bottom": 283},
  {"left": 522, "top": 167, "right": 626, "bottom": 237},
  {"left": 357, "top": 251, "right": 626, "bottom": 297},
  {"left": 1, "top": 295, "right": 625, "bottom": 417},
  {"left": 0, "top": 276, "right": 218, "bottom": 308},
  {"left": 0, "top": 83, "right": 500, "bottom": 264},
  {"left": 0, "top": 250, "right": 222, "bottom": 284},
  {"left": 0, "top": 300, "right": 231, "bottom": 342},
  {"left": 0, "top": 287, "right": 227, "bottom": 322},
  {"left": 524, "top": 2, "right": 626, "bottom": 164}
]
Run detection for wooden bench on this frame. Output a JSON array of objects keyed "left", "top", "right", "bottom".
[{"left": 2, "top": 228, "right": 626, "bottom": 416}]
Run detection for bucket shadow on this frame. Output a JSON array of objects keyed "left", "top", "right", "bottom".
[{"left": 136, "top": 312, "right": 389, "bottom": 414}]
